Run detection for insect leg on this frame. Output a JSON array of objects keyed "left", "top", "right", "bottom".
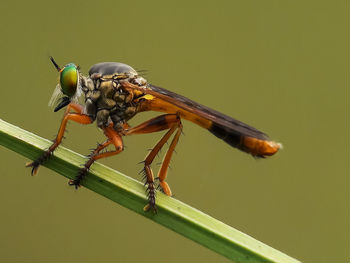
[
  {"left": 69, "top": 124, "right": 123, "bottom": 188},
  {"left": 26, "top": 103, "right": 92, "bottom": 175},
  {"left": 157, "top": 122, "right": 183, "bottom": 197},
  {"left": 124, "top": 114, "right": 182, "bottom": 211},
  {"left": 64, "top": 103, "right": 84, "bottom": 114}
]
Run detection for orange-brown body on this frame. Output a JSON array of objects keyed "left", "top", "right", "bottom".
[{"left": 27, "top": 59, "right": 281, "bottom": 212}]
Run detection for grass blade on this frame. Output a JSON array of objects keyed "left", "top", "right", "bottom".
[{"left": 0, "top": 118, "right": 301, "bottom": 263}]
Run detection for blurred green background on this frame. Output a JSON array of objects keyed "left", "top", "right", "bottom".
[{"left": 0, "top": 1, "right": 349, "bottom": 262}]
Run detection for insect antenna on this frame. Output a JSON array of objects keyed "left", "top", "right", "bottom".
[{"left": 49, "top": 56, "right": 61, "bottom": 72}]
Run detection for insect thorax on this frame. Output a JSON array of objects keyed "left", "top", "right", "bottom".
[{"left": 80, "top": 72, "right": 147, "bottom": 131}]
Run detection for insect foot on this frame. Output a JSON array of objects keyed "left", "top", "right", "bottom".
[
  {"left": 25, "top": 160, "right": 40, "bottom": 176},
  {"left": 143, "top": 182, "right": 157, "bottom": 214},
  {"left": 68, "top": 167, "right": 88, "bottom": 189},
  {"left": 25, "top": 151, "right": 52, "bottom": 176}
]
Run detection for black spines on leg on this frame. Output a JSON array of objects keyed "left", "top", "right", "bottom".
[
  {"left": 86, "top": 148, "right": 97, "bottom": 158},
  {"left": 138, "top": 166, "right": 148, "bottom": 184},
  {"left": 139, "top": 167, "right": 157, "bottom": 212},
  {"left": 69, "top": 156, "right": 96, "bottom": 188},
  {"left": 69, "top": 167, "right": 88, "bottom": 189},
  {"left": 146, "top": 182, "right": 157, "bottom": 212},
  {"left": 26, "top": 150, "right": 52, "bottom": 175}
]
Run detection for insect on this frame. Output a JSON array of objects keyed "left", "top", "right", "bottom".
[{"left": 26, "top": 57, "right": 281, "bottom": 212}]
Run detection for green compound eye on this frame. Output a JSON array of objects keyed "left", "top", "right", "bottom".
[
  {"left": 49, "top": 57, "right": 80, "bottom": 112},
  {"left": 60, "top": 63, "right": 78, "bottom": 97}
]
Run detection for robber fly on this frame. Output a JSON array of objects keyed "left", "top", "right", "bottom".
[{"left": 26, "top": 57, "right": 281, "bottom": 212}]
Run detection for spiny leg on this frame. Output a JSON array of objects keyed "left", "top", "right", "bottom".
[
  {"left": 125, "top": 114, "right": 182, "bottom": 211},
  {"left": 69, "top": 124, "right": 123, "bottom": 188},
  {"left": 68, "top": 140, "right": 112, "bottom": 188},
  {"left": 140, "top": 125, "right": 178, "bottom": 212},
  {"left": 26, "top": 103, "right": 92, "bottom": 175},
  {"left": 157, "top": 122, "right": 183, "bottom": 196}
]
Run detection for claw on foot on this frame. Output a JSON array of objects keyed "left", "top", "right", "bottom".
[
  {"left": 143, "top": 203, "right": 157, "bottom": 213},
  {"left": 25, "top": 151, "right": 51, "bottom": 176},
  {"left": 68, "top": 167, "right": 88, "bottom": 189},
  {"left": 25, "top": 161, "right": 40, "bottom": 176},
  {"left": 68, "top": 179, "right": 81, "bottom": 189}
]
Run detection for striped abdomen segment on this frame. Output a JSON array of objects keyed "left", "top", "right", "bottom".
[{"left": 209, "top": 122, "right": 281, "bottom": 158}]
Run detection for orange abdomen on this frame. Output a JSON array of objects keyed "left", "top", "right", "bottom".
[{"left": 242, "top": 137, "right": 281, "bottom": 157}]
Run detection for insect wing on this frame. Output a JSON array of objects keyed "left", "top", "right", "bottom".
[{"left": 145, "top": 84, "right": 270, "bottom": 141}]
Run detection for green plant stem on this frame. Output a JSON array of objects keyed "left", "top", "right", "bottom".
[{"left": 0, "top": 118, "right": 301, "bottom": 263}]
